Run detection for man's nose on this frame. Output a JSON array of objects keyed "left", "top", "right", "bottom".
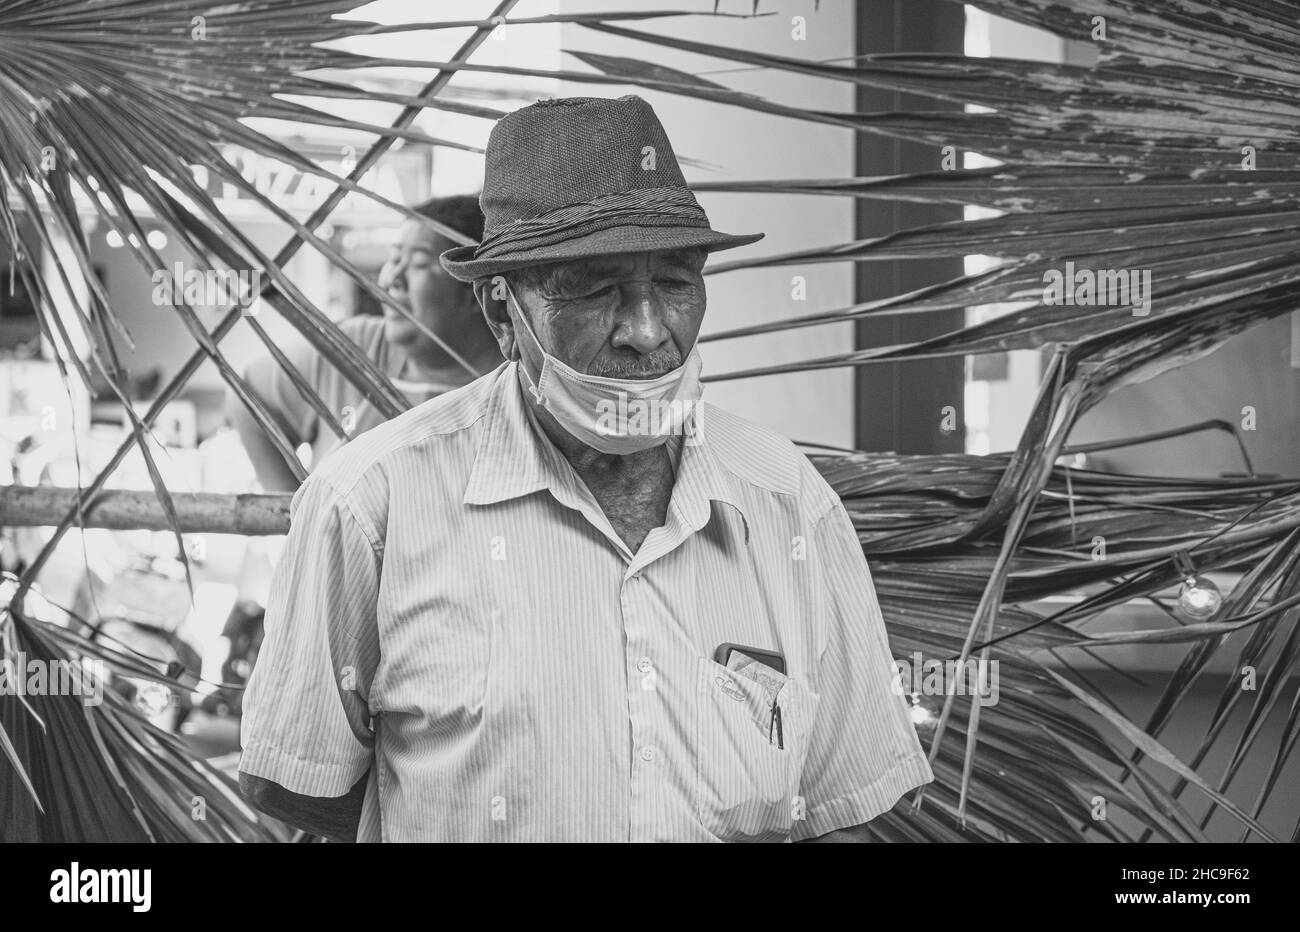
[
  {"left": 611, "top": 285, "right": 670, "bottom": 355},
  {"left": 378, "top": 260, "right": 405, "bottom": 292}
]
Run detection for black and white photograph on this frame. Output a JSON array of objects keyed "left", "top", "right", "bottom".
[{"left": 0, "top": 0, "right": 1296, "bottom": 897}]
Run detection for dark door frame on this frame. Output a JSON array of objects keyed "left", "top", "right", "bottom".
[{"left": 853, "top": 0, "right": 967, "bottom": 454}]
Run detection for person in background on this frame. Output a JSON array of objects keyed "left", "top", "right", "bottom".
[
  {"left": 214, "top": 195, "right": 501, "bottom": 721},
  {"left": 228, "top": 194, "right": 503, "bottom": 492}
]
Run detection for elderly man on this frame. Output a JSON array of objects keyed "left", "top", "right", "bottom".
[{"left": 239, "top": 95, "right": 932, "bottom": 843}]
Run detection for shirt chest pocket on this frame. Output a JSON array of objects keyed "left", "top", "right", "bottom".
[{"left": 694, "top": 656, "right": 820, "bottom": 842}]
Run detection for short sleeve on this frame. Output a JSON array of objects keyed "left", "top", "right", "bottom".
[
  {"left": 238, "top": 475, "right": 381, "bottom": 797},
  {"left": 241, "top": 330, "right": 324, "bottom": 449},
  {"left": 791, "top": 501, "right": 934, "bottom": 841}
]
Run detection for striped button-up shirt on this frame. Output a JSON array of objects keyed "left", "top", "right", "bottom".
[{"left": 240, "top": 361, "right": 932, "bottom": 842}]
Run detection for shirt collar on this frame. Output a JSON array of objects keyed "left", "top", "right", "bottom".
[
  {"left": 461, "top": 362, "right": 556, "bottom": 506},
  {"left": 668, "top": 422, "right": 750, "bottom": 543},
  {"left": 463, "top": 362, "right": 750, "bottom": 541}
]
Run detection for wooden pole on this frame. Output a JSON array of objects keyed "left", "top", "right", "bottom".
[{"left": 0, "top": 487, "right": 291, "bottom": 535}]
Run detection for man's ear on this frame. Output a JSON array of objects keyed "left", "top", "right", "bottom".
[{"left": 474, "top": 276, "right": 517, "bottom": 360}]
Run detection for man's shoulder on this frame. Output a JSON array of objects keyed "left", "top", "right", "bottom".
[
  {"left": 698, "top": 402, "right": 840, "bottom": 517},
  {"left": 307, "top": 363, "right": 505, "bottom": 502},
  {"left": 335, "top": 313, "right": 387, "bottom": 347},
  {"left": 291, "top": 315, "right": 387, "bottom": 400},
  {"left": 242, "top": 315, "right": 381, "bottom": 384},
  {"left": 308, "top": 315, "right": 387, "bottom": 371}
]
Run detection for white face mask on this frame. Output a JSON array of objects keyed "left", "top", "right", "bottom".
[{"left": 505, "top": 282, "right": 704, "bottom": 454}]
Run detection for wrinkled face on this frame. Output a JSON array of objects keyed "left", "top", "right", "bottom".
[
  {"left": 510, "top": 248, "right": 707, "bottom": 380},
  {"left": 377, "top": 219, "right": 476, "bottom": 347}
]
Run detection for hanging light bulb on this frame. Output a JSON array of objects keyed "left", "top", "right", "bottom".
[
  {"left": 908, "top": 692, "right": 937, "bottom": 732},
  {"left": 1173, "top": 551, "right": 1223, "bottom": 620},
  {"left": 1178, "top": 576, "right": 1223, "bottom": 619}
]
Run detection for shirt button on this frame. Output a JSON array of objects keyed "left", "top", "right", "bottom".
[
  {"left": 637, "top": 657, "right": 653, "bottom": 673},
  {"left": 639, "top": 746, "right": 657, "bottom": 763}
]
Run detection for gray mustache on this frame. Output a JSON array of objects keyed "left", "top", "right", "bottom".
[{"left": 589, "top": 347, "right": 684, "bottom": 379}]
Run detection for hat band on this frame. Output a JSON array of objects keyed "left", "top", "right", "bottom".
[{"left": 476, "top": 187, "right": 710, "bottom": 259}]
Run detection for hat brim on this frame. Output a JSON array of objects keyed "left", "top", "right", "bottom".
[{"left": 440, "top": 223, "right": 763, "bottom": 282}]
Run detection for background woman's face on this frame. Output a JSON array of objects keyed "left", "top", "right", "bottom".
[{"left": 377, "top": 219, "right": 474, "bottom": 349}]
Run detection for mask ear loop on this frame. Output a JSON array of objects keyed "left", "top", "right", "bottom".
[{"left": 502, "top": 281, "right": 547, "bottom": 405}]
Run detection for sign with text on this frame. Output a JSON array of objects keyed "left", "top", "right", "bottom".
[{"left": 192, "top": 142, "right": 430, "bottom": 223}]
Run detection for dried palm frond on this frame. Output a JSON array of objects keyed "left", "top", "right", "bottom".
[{"left": 1, "top": 591, "right": 286, "bottom": 841}]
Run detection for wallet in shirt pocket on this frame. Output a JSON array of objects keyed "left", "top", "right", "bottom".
[{"left": 694, "top": 655, "right": 821, "bottom": 843}]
